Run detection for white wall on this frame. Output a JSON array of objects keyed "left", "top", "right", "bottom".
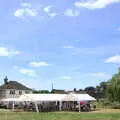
[
  {"left": 0, "top": 90, "right": 6, "bottom": 99},
  {"left": 4, "top": 89, "right": 32, "bottom": 98}
]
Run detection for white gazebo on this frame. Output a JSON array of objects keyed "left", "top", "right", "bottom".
[{"left": 1, "top": 93, "right": 96, "bottom": 112}]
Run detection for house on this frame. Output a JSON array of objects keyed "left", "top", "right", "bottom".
[{"left": 0, "top": 76, "right": 32, "bottom": 99}]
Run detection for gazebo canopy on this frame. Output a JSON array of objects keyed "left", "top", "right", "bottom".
[
  {"left": 18, "top": 94, "right": 66, "bottom": 102},
  {"left": 61, "top": 93, "right": 96, "bottom": 101},
  {"left": 0, "top": 98, "right": 19, "bottom": 102},
  {"left": 0, "top": 93, "right": 96, "bottom": 102},
  {"left": 73, "top": 94, "right": 96, "bottom": 101}
]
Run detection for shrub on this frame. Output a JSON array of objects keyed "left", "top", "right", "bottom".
[{"left": 111, "top": 102, "right": 120, "bottom": 109}]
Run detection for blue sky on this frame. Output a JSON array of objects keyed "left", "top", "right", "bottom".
[{"left": 0, "top": 0, "right": 120, "bottom": 91}]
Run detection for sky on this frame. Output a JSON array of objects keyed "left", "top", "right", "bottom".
[{"left": 0, "top": 0, "right": 120, "bottom": 91}]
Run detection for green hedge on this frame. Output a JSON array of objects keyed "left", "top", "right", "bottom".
[{"left": 98, "top": 99, "right": 120, "bottom": 109}]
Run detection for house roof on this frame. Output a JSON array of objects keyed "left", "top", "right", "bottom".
[{"left": 0, "top": 81, "right": 31, "bottom": 90}]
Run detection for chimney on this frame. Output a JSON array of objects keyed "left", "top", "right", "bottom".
[{"left": 4, "top": 76, "right": 8, "bottom": 84}]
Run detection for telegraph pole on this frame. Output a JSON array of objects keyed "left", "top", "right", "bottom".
[
  {"left": 51, "top": 80, "right": 54, "bottom": 93},
  {"left": 52, "top": 81, "right": 54, "bottom": 91}
]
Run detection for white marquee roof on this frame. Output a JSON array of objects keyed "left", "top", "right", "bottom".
[
  {"left": 0, "top": 98, "right": 19, "bottom": 102},
  {"left": 18, "top": 94, "right": 66, "bottom": 102},
  {"left": 61, "top": 93, "right": 96, "bottom": 101},
  {"left": 73, "top": 94, "right": 96, "bottom": 101},
  {"left": 1, "top": 94, "right": 96, "bottom": 102}
]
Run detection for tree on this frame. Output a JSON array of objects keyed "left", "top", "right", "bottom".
[
  {"left": 84, "top": 86, "right": 96, "bottom": 97},
  {"left": 74, "top": 88, "right": 77, "bottom": 92},
  {"left": 98, "top": 82, "right": 108, "bottom": 98},
  {"left": 85, "top": 86, "right": 96, "bottom": 91},
  {"left": 106, "top": 69, "right": 120, "bottom": 102},
  {"left": 33, "top": 90, "right": 50, "bottom": 94}
]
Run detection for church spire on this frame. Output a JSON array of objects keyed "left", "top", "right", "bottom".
[{"left": 4, "top": 76, "right": 8, "bottom": 84}]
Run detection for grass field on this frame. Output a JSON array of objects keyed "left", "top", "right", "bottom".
[{"left": 0, "top": 109, "right": 120, "bottom": 120}]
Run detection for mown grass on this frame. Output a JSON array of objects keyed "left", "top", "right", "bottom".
[{"left": 0, "top": 110, "right": 120, "bottom": 120}]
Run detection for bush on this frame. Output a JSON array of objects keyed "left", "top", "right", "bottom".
[
  {"left": 111, "top": 102, "right": 120, "bottom": 109},
  {"left": 98, "top": 99, "right": 120, "bottom": 109},
  {"left": 102, "top": 100, "right": 111, "bottom": 106},
  {"left": 98, "top": 99, "right": 112, "bottom": 108}
]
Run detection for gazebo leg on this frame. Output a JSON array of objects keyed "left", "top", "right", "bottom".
[
  {"left": 12, "top": 101, "right": 15, "bottom": 112},
  {"left": 78, "top": 102, "right": 81, "bottom": 112},
  {"left": 59, "top": 101, "right": 62, "bottom": 111},
  {"left": 35, "top": 102, "right": 39, "bottom": 113}
]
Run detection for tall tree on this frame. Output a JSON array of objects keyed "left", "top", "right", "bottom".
[
  {"left": 84, "top": 86, "right": 96, "bottom": 97},
  {"left": 106, "top": 69, "right": 120, "bottom": 102}
]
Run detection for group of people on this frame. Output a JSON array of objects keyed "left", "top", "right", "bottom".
[
  {"left": 62, "top": 101, "right": 93, "bottom": 112},
  {"left": 0, "top": 101, "right": 95, "bottom": 112},
  {"left": 24, "top": 102, "right": 58, "bottom": 112}
]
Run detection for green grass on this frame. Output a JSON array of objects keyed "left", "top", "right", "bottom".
[{"left": 0, "top": 111, "right": 120, "bottom": 120}]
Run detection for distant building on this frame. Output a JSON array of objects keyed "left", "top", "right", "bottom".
[
  {"left": 0, "top": 76, "right": 32, "bottom": 99},
  {"left": 52, "top": 89, "right": 86, "bottom": 94},
  {"left": 52, "top": 89, "right": 66, "bottom": 94}
]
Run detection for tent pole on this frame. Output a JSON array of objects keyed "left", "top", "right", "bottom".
[
  {"left": 7, "top": 101, "right": 9, "bottom": 109},
  {"left": 35, "top": 102, "right": 39, "bottom": 113},
  {"left": 12, "top": 101, "right": 15, "bottom": 112},
  {"left": 59, "top": 101, "right": 62, "bottom": 111},
  {"left": 78, "top": 101, "right": 81, "bottom": 112}
]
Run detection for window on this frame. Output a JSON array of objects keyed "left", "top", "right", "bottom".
[
  {"left": 19, "top": 90, "right": 22, "bottom": 95},
  {"left": 10, "top": 90, "right": 15, "bottom": 94}
]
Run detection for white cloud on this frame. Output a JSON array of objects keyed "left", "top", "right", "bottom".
[
  {"left": 91, "top": 72, "right": 109, "bottom": 78},
  {"left": 48, "top": 13, "right": 57, "bottom": 18},
  {"left": 105, "top": 55, "right": 120, "bottom": 63},
  {"left": 13, "top": 66, "right": 19, "bottom": 69},
  {"left": 74, "top": 0, "right": 120, "bottom": 10},
  {"left": 20, "top": 3, "right": 32, "bottom": 8},
  {"left": 14, "top": 8, "right": 37, "bottom": 18},
  {"left": 15, "top": 2, "right": 57, "bottom": 19},
  {"left": 14, "top": 2, "right": 38, "bottom": 18},
  {"left": 118, "top": 27, "right": 120, "bottom": 31},
  {"left": 43, "top": 6, "right": 57, "bottom": 18},
  {"left": 20, "top": 68, "right": 36, "bottom": 77},
  {"left": 63, "top": 45, "right": 74, "bottom": 49},
  {"left": 60, "top": 76, "right": 72, "bottom": 80},
  {"left": 64, "top": 8, "right": 80, "bottom": 17},
  {"left": 43, "top": 6, "right": 52, "bottom": 13},
  {"left": 29, "top": 61, "right": 49, "bottom": 67},
  {"left": 0, "top": 47, "right": 21, "bottom": 57}
]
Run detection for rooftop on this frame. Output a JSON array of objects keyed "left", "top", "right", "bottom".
[{"left": 0, "top": 76, "right": 31, "bottom": 90}]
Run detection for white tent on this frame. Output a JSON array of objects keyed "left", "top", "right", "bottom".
[
  {"left": 0, "top": 94, "right": 96, "bottom": 112},
  {"left": 1, "top": 94, "right": 95, "bottom": 102},
  {"left": 61, "top": 93, "right": 96, "bottom": 101},
  {"left": 0, "top": 98, "right": 20, "bottom": 111},
  {"left": 18, "top": 94, "right": 33, "bottom": 102},
  {"left": 61, "top": 94, "right": 78, "bottom": 101},
  {"left": 61, "top": 93, "right": 96, "bottom": 112},
  {"left": 18, "top": 94, "right": 67, "bottom": 102},
  {"left": 18, "top": 93, "right": 96, "bottom": 112},
  {"left": 0, "top": 98, "right": 19, "bottom": 102},
  {"left": 73, "top": 94, "right": 96, "bottom": 101},
  {"left": 18, "top": 94, "right": 67, "bottom": 112},
  {"left": 18, "top": 93, "right": 96, "bottom": 102}
]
